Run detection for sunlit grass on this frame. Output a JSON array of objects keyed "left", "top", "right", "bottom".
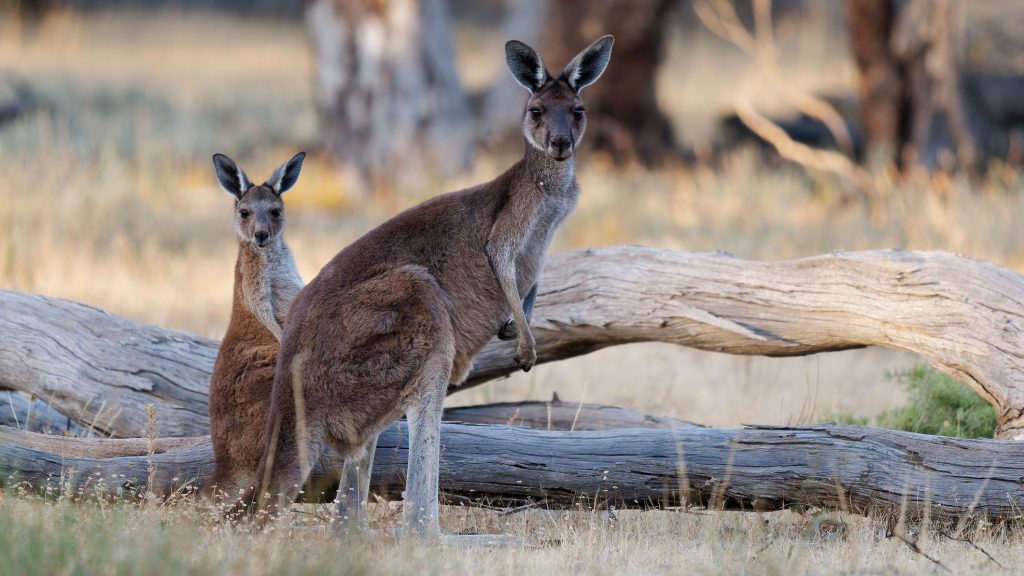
[{"left": 0, "top": 491, "right": 1019, "bottom": 576}]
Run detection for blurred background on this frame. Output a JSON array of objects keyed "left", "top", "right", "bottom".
[{"left": 2, "top": 0, "right": 1022, "bottom": 429}]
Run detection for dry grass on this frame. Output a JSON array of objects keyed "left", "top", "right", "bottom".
[
  {"left": 1, "top": 492, "right": 1020, "bottom": 576},
  {"left": 2, "top": 7, "right": 1024, "bottom": 573}
]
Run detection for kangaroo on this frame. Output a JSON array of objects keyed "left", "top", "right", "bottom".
[
  {"left": 206, "top": 152, "right": 306, "bottom": 499},
  {"left": 248, "top": 36, "right": 614, "bottom": 538}
]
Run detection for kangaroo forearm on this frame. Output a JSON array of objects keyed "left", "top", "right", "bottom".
[
  {"left": 502, "top": 282, "right": 530, "bottom": 340},
  {"left": 486, "top": 241, "right": 529, "bottom": 331}
]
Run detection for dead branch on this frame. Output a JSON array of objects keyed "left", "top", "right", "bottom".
[
  {"left": 694, "top": 0, "right": 856, "bottom": 156},
  {"left": 4, "top": 247, "right": 1024, "bottom": 438},
  {"left": 3, "top": 423, "right": 1023, "bottom": 522}
]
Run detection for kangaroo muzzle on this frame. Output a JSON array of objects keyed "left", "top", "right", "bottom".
[{"left": 548, "top": 135, "right": 573, "bottom": 161}]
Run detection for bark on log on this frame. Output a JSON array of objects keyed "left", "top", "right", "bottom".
[
  {"left": 4, "top": 247, "right": 1024, "bottom": 438},
  {"left": 442, "top": 397, "right": 701, "bottom": 431},
  {"left": 467, "top": 247, "right": 1024, "bottom": 440},
  {"left": 3, "top": 423, "right": 1023, "bottom": 522},
  {"left": 0, "top": 391, "right": 87, "bottom": 436},
  {"left": 0, "top": 291, "right": 217, "bottom": 438}
]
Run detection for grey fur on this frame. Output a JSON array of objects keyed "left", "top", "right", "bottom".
[
  {"left": 265, "top": 151, "right": 307, "bottom": 196},
  {"left": 562, "top": 35, "right": 614, "bottom": 93}
]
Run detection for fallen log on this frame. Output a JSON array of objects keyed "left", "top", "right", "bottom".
[
  {"left": 441, "top": 396, "right": 701, "bottom": 431},
  {"left": 0, "top": 394, "right": 697, "bottom": 437},
  {"left": 3, "top": 247, "right": 1024, "bottom": 438},
  {"left": 1, "top": 391, "right": 88, "bottom": 436},
  {"left": 2, "top": 423, "right": 1022, "bottom": 521},
  {"left": 0, "top": 291, "right": 217, "bottom": 438}
]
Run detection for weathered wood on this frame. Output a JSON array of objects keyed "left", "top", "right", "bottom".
[
  {"left": 0, "top": 291, "right": 218, "bottom": 438},
  {"left": 443, "top": 397, "right": 701, "bottom": 431},
  {"left": 0, "top": 391, "right": 87, "bottom": 436},
  {"left": 467, "top": 248, "right": 1024, "bottom": 440},
  {"left": 3, "top": 423, "right": 1022, "bottom": 521},
  {"left": 4, "top": 247, "right": 1024, "bottom": 438}
]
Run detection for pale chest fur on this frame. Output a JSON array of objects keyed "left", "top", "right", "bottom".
[
  {"left": 239, "top": 242, "right": 304, "bottom": 339},
  {"left": 513, "top": 165, "right": 579, "bottom": 294}
]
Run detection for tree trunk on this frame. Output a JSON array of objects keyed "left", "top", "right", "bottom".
[
  {"left": 305, "top": 0, "right": 473, "bottom": 194},
  {"left": 4, "top": 247, "right": 1024, "bottom": 439},
  {"left": 485, "top": 0, "right": 679, "bottom": 165},
  {"left": 847, "top": 0, "right": 904, "bottom": 168},
  {"left": 847, "top": 0, "right": 976, "bottom": 171},
  {"left": 3, "top": 422, "right": 1023, "bottom": 521}
]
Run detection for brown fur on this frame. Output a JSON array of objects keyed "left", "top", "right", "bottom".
[
  {"left": 206, "top": 154, "right": 305, "bottom": 499},
  {"left": 248, "top": 37, "right": 615, "bottom": 536}
]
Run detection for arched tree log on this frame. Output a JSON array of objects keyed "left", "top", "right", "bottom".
[
  {"left": 3, "top": 247, "right": 1024, "bottom": 439},
  {"left": 0, "top": 292, "right": 218, "bottom": 438},
  {"left": 2, "top": 423, "right": 1023, "bottom": 522}
]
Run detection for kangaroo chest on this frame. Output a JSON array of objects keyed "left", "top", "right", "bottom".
[
  {"left": 266, "top": 250, "right": 303, "bottom": 322},
  {"left": 238, "top": 243, "right": 303, "bottom": 334},
  {"left": 515, "top": 185, "right": 577, "bottom": 293}
]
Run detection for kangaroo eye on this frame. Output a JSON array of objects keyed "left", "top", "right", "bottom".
[
  {"left": 573, "top": 107, "right": 585, "bottom": 119},
  {"left": 239, "top": 209, "right": 250, "bottom": 220},
  {"left": 270, "top": 209, "right": 281, "bottom": 218},
  {"left": 529, "top": 108, "right": 542, "bottom": 120}
]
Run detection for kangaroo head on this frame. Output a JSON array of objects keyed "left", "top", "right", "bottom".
[
  {"left": 505, "top": 35, "right": 614, "bottom": 162},
  {"left": 212, "top": 152, "right": 305, "bottom": 248}
]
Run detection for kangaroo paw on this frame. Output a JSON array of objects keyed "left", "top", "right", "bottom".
[{"left": 497, "top": 319, "right": 517, "bottom": 341}]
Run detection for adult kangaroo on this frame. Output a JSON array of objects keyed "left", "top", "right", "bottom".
[
  {"left": 250, "top": 36, "right": 614, "bottom": 538},
  {"left": 206, "top": 152, "right": 305, "bottom": 499}
]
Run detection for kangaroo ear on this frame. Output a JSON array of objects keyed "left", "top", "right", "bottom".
[
  {"left": 505, "top": 40, "right": 548, "bottom": 93},
  {"left": 561, "top": 35, "right": 614, "bottom": 93},
  {"left": 265, "top": 151, "right": 306, "bottom": 196},
  {"left": 212, "top": 153, "right": 252, "bottom": 199}
]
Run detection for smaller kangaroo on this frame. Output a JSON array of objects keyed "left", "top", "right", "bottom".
[{"left": 206, "top": 152, "right": 306, "bottom": 499}]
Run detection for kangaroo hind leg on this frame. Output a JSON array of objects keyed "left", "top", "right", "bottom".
[
  {"left": 254, "top": 360, "right": 327, "bottom": 521},
  {"left": 333, "top": 433, "right": 379, "bottom": 533},
  {"left": 402, "top": 337, "right": 454, "bottom": 538}
]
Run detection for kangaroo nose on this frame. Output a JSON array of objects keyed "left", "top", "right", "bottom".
[
  {"left": 255, "top": 231, "right": 269, "bottom": 244},
  {"left": 551, "top": 136, "right": 571, "bottom": 155}
]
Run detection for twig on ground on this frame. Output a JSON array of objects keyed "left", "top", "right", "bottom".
[
  {"left": 887, "top": 526, "right": 950, "bottom": 573},
  {"left": 937, "top": 528, "right": 1004, "bottom": 568}
]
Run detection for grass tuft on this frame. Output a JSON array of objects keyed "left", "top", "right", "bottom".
[
  {"left": 821, "top": 365, "right": 996, "bottom": 439},
  {"left": 876, "top": 366, "right": 997, "bottom": 439}
]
